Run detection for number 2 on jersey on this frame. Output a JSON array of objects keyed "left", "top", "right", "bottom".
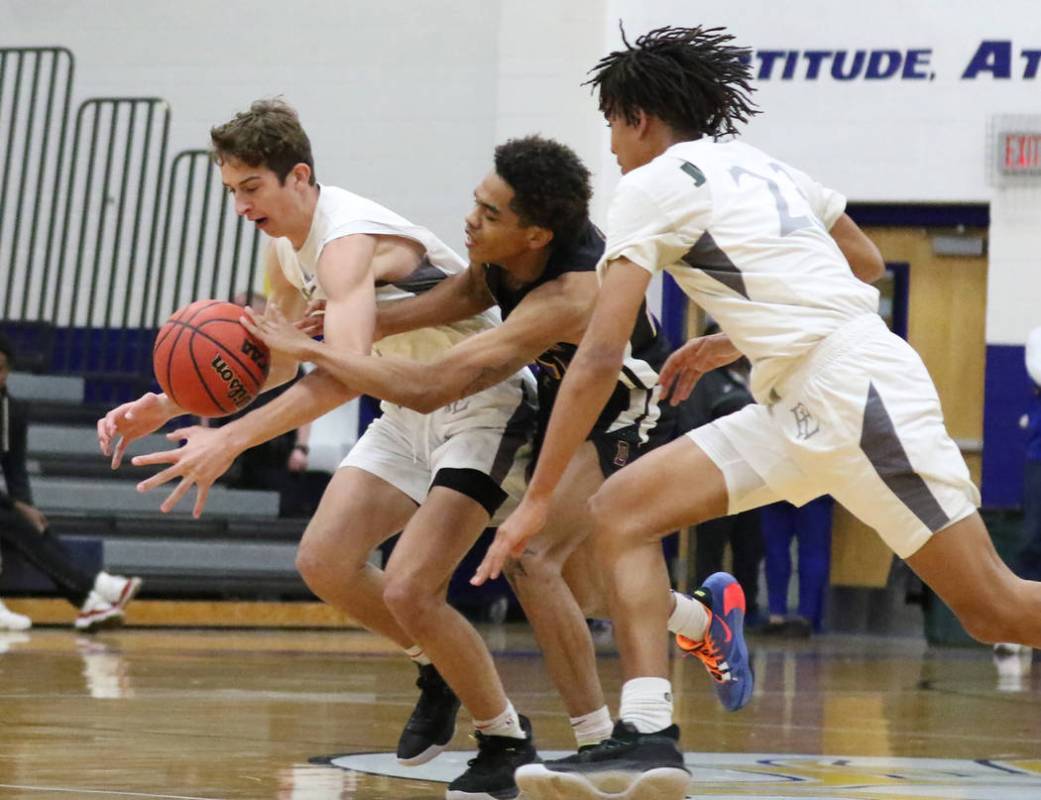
[{"left": 730, "top": 164, "right": 817, "bottom": 237}]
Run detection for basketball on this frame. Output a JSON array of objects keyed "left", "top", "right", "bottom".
[{"left": 152, "top": 299, "right": 270, "bottom": 417}]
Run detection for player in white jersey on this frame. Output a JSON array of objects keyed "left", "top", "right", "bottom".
[
  {"left": 471, "top": 26, "right": 1041, "bottom": 800},
  {"left": 95, "top": 100, "right": 538, "bottom": 800}
]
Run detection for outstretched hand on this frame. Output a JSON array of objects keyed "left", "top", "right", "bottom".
[
  {"left": 659, "top": 333, "right": 742, "bottom": 405},
  {"left": 97, "top": 392, "right": 174, "bottom": 469},
  {"left": 131, "top": 425, "right": 239, "bottom": 517},
  {"left": 471, "top": 496, "right": 550, "bottom": 586},
  {"left": 241, "top": 304, "right": 316, "bottom": 359}
]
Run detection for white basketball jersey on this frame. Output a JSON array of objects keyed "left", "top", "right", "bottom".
[
  {"left": 274, "top": 185, "right": 501, "bottom": 363},
  {"left": 601, "top": 139, "right": 880, "bottom": 403}
]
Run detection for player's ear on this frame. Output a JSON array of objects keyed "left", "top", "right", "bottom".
[
  {"left": 291, "top": 162, "right": 312, "bottom": 187},
  {"left": 634, "top": 109, "right": 651, "bottom": 137},
  {"left": 527, "top": 225, "right": 553, "bottom": 251}
]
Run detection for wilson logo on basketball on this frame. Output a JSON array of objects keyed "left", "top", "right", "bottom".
[
  {"left": 241, "top": 339, "right": 270, "bottom": 371},
  {"left": 210, "top": 355, "right": 254, "bottom": 408}
]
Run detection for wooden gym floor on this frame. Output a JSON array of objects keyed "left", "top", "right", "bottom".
[{"left": 0, "top": 624, "right": 1038, "bottom": 799}]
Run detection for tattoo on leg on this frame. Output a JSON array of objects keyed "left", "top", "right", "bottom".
[{"left": 504, "top": 557, "right": 527, "bottom": 579}]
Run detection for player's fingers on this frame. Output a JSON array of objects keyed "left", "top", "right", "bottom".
[
  {"left": 193, "top": 484, "right": 210, "bottom": 519},
  {"left": 165, "top": 427, "right": 194, "bottom": 443},
  {"left": 674, "top": 370, "right": 699, "bottom": 406},
  {"left": 111, "top": 437, "right": 129, "bottom": 470},
  {"left": 160, "top": 478, "right": 194, "bottom": 514},
  {"left": 659, "top": 371, "right": 679, "bottom": 405},
  {"left": 131, "top": 449, "right": 181, "bottom": 469},
  {"left": 97, "top": 418, "right": 112, "bottom": 455},
  {"left": 671, "top": 370, "right": 700, "bottom": 405},
  {"left": 509, "top": 534, "right": 529, "bottom": 559},
  {"left": 470, "top": 555, "right": 493, "bottom": 586},
  {"left": 472, "top": 537, "right": 508, "bottom": 585},
  {"left": 240, "top": 314, "right": 262, "bottom": 338},
  {"left": 658, "top": 358, "right": 680, "bottom": 391}
]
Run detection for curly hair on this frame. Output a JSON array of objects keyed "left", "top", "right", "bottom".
[
  {"left": 585, "top": 24, "right": 759, "bottom": 139},
  {"left": 494, "top": 135, "right": 591, "bottom": 249},
  {"left": 210, "top": 99, "right": 316, "bottom": 185}
]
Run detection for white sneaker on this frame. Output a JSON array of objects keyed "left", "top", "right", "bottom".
[
  {"left": 76, "top": 575, "right": 143, "bottom": 632},
  {"left": 94, "top": 574, "right": 143, "bottom": 611},
  {"left": 75, "top": 591, "right": 124, "bottom": 632},
  {"left": 0, "top": 600, "right": 31, "bottom": 631}
]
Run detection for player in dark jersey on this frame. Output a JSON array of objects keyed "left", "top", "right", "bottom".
[
  {"left": 244, "top": 136, "right": 748, "bottom": 758},
  {"left": 482, "top": 213, "right": 673, "bottom": 480}
]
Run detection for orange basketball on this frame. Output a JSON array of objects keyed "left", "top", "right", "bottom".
[{"left": 153, "top": 299, "right": 270, "bottom": 417}]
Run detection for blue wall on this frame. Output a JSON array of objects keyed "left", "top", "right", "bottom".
[{"left": 982, "top": 344, "right": 1032, "bottom": 508}]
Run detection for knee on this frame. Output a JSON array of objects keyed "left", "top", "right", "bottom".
[
  {"left": 503, "top": 547, "right": 562, "bottom": 593},
  {"left": 296, "top": 536, "right": 363, "bottom": 597},
  {"left": 383, "top": 573, "right": 440, "bottom": 624},
  {"left": 588, "top": 490, "right": 642, "bottom": 552},
  {"left": 295, "top": 540, "right": 333, "bottom": 591}
]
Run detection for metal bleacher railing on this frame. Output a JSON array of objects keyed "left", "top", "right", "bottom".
[{"left": 0, "top": 46, "right": 263, "bottom": 404}]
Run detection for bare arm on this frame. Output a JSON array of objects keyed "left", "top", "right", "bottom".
[
  {"left": 131, "top": 234, "right": 380, "bottom": 515},
  {"left": 830, "top": 213, "right": 885, "bottom": 284},
  {"left": 472, "top": 259, "right": 652, "bottom": 582},
  {"left": 247, "top": 272, "right": 596, "bottom": 414},
  {"left": 261, "top": 247, "right": 309, "bottom": 390},
  {"left": 522, "top": 261, "right": 649, "bottom": 499},
  {"left": 377, "top": 263, "right": 494, "bottom": 338},
  {"left": 219, "top": 235, "right": 376, "bottom": 452}
]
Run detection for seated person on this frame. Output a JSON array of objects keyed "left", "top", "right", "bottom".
[{"left": 0, "top": 334, "right": 141, "bottom": 631}]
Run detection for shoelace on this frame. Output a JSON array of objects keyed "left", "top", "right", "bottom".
[{"left": 683, "top": 632, "right": 730, "bottom": 683}]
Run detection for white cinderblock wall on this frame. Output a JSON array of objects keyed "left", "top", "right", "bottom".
[{"left": 6, "top": 0, "right": 1041, "bottom": 439}]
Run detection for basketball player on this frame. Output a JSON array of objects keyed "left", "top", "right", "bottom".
[
  {"left": 244, "top": 130, "right": 882, "bottom": 736},
  {"left": 243, "top": 135, "right": 754, "bottom": 749},
  {"left": 97, "top": 99, "right": 537, "bottom": 799},
  {"left": 467, "top": 25, "right": 1025, "bottom": 800}
]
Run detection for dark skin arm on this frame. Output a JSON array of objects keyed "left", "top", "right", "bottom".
[
  {"left": 472, "top": 259, "right": 653, "bottom": 584},
  {"left": 377, "top": 263, "right": 495, "bottom": 339},
  {"left": 244, "top": 271, "right": 598, "bottom": 413}
]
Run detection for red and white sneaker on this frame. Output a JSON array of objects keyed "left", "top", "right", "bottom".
[{"left": 75, "top": 576, "right": 142, "bottom": 632}]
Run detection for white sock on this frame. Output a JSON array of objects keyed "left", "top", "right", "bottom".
[
  {"left": 474, "top": 701, "right": 525, "bottom": 739},
  {"left": 619, "top": 677, "right": 673, "bottom": 734},
  {"left": 570, "top": 705, "right": 613, "bottom": 749},
  {"left": 405, "top": 645, "right": 431, "bottom": 666},
  {"left": 667, "top": 590, "right": 710, "bottom": 641}
]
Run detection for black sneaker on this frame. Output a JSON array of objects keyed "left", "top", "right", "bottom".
[
  {"left": 516, "top": 720, "right": 690, "bottom": 800},
  {"left": 445, "top": 714, "right": 538, "bottom": 800},
  {"left": 396, "top": 663, "right": 461, "bottom": 766}
]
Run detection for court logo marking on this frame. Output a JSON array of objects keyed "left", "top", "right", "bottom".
[{"left": 316, "top": 751, "right": 1041, "bottom": 799}]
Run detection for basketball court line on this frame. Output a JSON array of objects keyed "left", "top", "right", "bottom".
[{"left": 0, "top": 785, "right": 224, "bottom": 800}]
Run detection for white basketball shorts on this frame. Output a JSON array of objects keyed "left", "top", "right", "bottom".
[
  {"left": 341, "top": 378, "right": 532, "bottom": 523},
  {"left": 688, "top": 314, "right": 980, "bottom": 558}
]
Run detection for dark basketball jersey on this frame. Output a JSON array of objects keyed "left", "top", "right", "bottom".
[{"left": 484, "top": 220, "right": 672, "bottom": 446}]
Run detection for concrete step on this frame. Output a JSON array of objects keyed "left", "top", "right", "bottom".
[
  {"left": 28, "top": 424, "right": 170, "bottom": 458},
  {"left": 7, "top": 372, "right": 85, "bottom": 403},
  {"left": 31, "top": 477, "right": 279, "bottom": 517}
]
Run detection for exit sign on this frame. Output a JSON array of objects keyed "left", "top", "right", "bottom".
[{"left": 1001, "top": 132, "right": 1041, "bottom": 175}]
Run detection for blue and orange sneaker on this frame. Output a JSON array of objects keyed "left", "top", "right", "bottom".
[{"left": 675, "top": 572, "right": 753, "bottom": 712}]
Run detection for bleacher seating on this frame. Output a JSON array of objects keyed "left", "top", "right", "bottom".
[{"left": 6, "top": 371, "right": 312, "bottom": 601}]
